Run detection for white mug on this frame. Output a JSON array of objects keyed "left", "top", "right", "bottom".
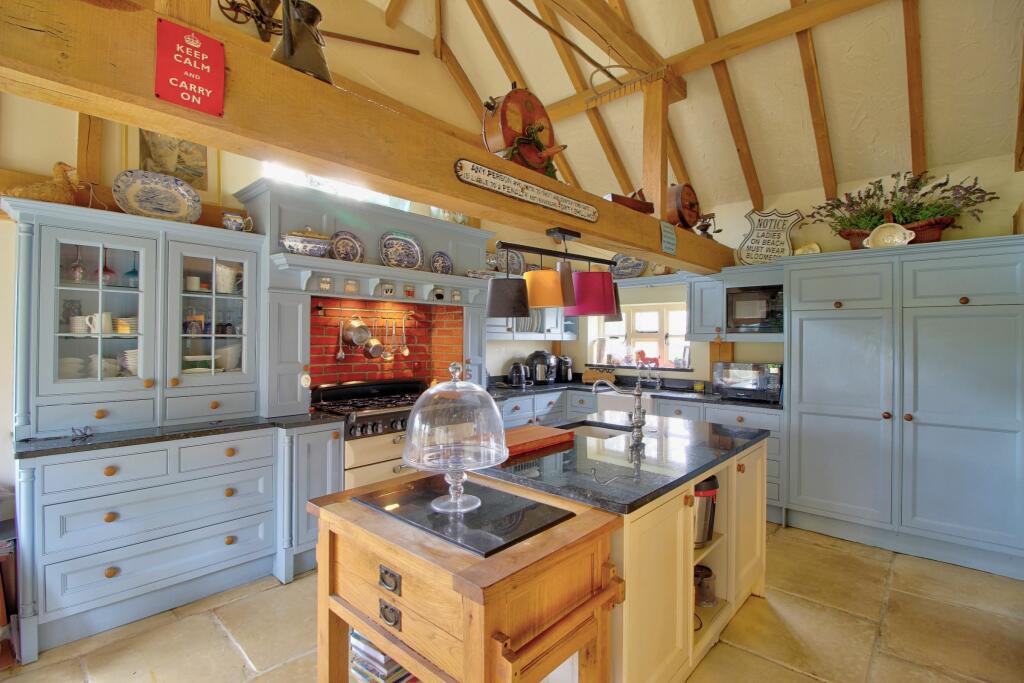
[
  {"left": 86, "top": 312, "right": 113, "bottom": 334},
  {"left": 185, "top": 275, "right": 201, "bottom": 291}
]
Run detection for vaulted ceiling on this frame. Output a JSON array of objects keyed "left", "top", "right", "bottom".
[{"left": 357, "top": 0, "right": 1023, "bottom": 213}]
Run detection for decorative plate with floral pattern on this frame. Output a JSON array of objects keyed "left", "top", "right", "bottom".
[{"left": 379, "top": 231, "right": 424, "bottom": 269}]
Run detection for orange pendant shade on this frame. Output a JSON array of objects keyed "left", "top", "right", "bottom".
[{"left": 524, "top": 269, "right": 564, "bottom": 308}]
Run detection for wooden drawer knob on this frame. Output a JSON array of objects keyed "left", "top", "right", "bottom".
[
  {"left": 169, "top": 377, "right": 180, "bottom": 387},
  {"left": 683, "top": 494, "right": 694, "bottom": 507},
  {"left": 714, "top": 326, "right": 722, "bottom": 333},
  {"left": 331, "top": 431, "right": 340, "bottom": 440},
  {"left": 303, "top": 364, "right": 310, "bottom": 371},
  {"left": 104, "top": 567, "right": 119, "bottom": 579},
  {"left": 737, "top": 463, "right": 746, "bottom": 474},
  {"left": 548, "top": 400, "right": 555, "bottom": 407},
  {"left": 143, "top": 379, "right": 155, "bottom": 389},
  {"left": 882, "top": 411, "right": 892, "bottom": 420},
  {"left": 903, "top": 413, "right": 914, "bottom": 422},
  {"left": 103, "top": 512, "right": 119, "bottom": 523},
  {"left": 833, "top": 301, "right": 843, "bottom": 309},
  {"left": 224, "top": 488, "right": 236, "bottom": 497},
  {"left": 674, "top": 409, "right": 682, "bottom": 416},
  {"left": 578, "top": 399, "right": 585, "bottom": 405},
  {"left": 959, "top": 296, "right": 970, "bottom": 305},
  {"left": 94, "top": 409, "right": 108, "bottom": 420},
  {"left": 225, "top": 447, "right": 237, "bottom": 457},
  {"left": 103, "top": 465, "right": 119, "bottom": 477},
  {"left": 224, "top": 535, "right": 236, "bottom": 545},
  {"left": 511, "top": 405, "right": 520, "bottom": 412},
  {"left": 736, "top": 416, "right": 745, "bottom": 423},
  {"left": 209, "top": 400, "right": 220, "bottom": 410}
]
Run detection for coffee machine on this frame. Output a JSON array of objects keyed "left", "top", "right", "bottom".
[
  {"left": 507, "top": 362, "right": 529, "bottom": 388},
  {"left": 556, "top": 356, "right": 574, "bottom": 383},
  {"left": 526, "top": 350, "right": 558, "bottom": 384}
]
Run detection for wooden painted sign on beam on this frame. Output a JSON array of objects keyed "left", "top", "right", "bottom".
[
  {"left": 155, "top": 19, "right": 225, "bottom": 117},
  {"left": 454, "top": 160, "right": 598, "bottom": 222}
]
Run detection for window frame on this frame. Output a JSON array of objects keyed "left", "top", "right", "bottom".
[{"left": 597, "top": 302, "right": 690, "bottom": 369}]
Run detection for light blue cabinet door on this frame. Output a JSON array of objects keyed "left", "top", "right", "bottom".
[
  {"left": 789, "top": 263, "right": 892, "bottom": 310},
  {"left": 901, "top": 307, "right": 1024, "bottom": 549},
  {"left": 462, "top": 306, "right": 486, "bottom": 387},
  {"left": 688, "top": 278, "right": 724, "bottom": 338},
  {"left": 294, "top": 430, "right": 342, "bottom": 548},
  {"left": 902, "top": 252, "right": 1024, "bottom": 307},
  {"left": 788, "top": 309, "right": 895, "bottom": 525},
  {"left": 264, "top": 292, "right": 310, "bottom": 417}
]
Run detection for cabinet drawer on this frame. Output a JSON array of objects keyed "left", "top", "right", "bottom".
[
  {"left": 533, "top": 392, "right": 565, "bottom": 416},
  {"left": 767, "top": 481, "right": 781, "bottom": 503},
  {"left": 345, "top": 435, "right": 404, "bottom": 469},
  {"left": 566, "top": 392, "right": 597, "bottom": 414},
  {"left": 180, "top": 434, "right": 275, "bottom": 472},
  {"left": 501, "top": 397, "right": 533, "bottom": 421},
  {"left": 767, "top": 435, "right": 781, "bottom": 458},
  {"left": 703, "top": 406, "right": 781, "bottom": 432},
  {"left": 657, "top": 401, "right": 702, "bottom": 421},
  {"left": 165, "top": 391, "right": 256, "bottom": 421},
  {"left": 43, "top": 511, "right": 274, "bottom": 613},
  {"left": 344, "top": 458, "right": 407, "bottom": 489},
  {"left": 42, "top": 449, "right": 169, "bottom": 494},
  {"left": 767, "top": 459, "right": 780, "bottom": 479},
  {"left": 902, "top": 253, "right": 1024, "bottom": 307},
  {"left": 43, "top": 466, "right": 274, "bottom": 554},
  {"left": 37, "top": 399, "right": 155, "bottom": 434},
  {"left": 789, "top": 263, "right": 892, "bottom": 310}
]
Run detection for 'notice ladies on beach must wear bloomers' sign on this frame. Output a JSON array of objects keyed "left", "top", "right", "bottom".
[
  {"left": 154, "top": 19, "right": 225, "bottom": 117},
  {"left": 736, "top": 209, "right": 803, "bottom": 265}
]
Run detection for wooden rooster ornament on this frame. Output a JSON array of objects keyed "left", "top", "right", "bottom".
[{"left": 5, "top": 162, "right": 80, "bottom": 205}]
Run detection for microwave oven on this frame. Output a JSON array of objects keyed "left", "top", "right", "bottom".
[
  {"left": 726, "top": 284, "right": 783, "bottom": 334},
  {"left": 712, "top": 362, "right": 782, "bottom": 404}
]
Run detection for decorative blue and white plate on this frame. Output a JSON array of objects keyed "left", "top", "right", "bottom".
[
  {"left": 430, "top": 251, "right": 454, "bottom": 274},
  {"left": 112, "top": 170, "right": 202, "bottom": 223},
  {"left": 493, "top": 249, "right": 525, "bottom": 275},
  {"left": 610, "top": 253, "right": 648, "bottom": 279},
  {"left": 379, "top": 231, "right": 424, "bottom": 269},
  {"left": 330, "top": 230, "right": 365, "bottom": 262}
]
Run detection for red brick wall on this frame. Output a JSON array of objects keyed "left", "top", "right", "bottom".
[{"left": 309, "top": 297, "right": 463, "bottom": 386}]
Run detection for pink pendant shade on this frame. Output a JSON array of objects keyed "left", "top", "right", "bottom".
[{"left": 563, "top": 271, "right": 617, "bottom": 316}]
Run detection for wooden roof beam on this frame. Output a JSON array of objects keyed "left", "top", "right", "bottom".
[
  {"left": 545, "top": 73, "right": 684, "bottom": 122},
  {"left": 464, "top": 0, "right": 579, "bottom": 187},
  {"left": 0, "top": 0, "right": 734, "bottom": 272},
  {"left": 439, "top": 41, "right": 483, "bottom": 119},
  {"left": 902, "top": 0, "right": 926, "bottom": 174},
  {"left": 384, "top": 0, "right": 409, "bottom": 28},
  {"left": 643, "top": 79, "right": 669, "bottom": 221},
  {"left": 693, "top": 0, "right": 763, "bottom": 210},
  {"left": 790, "top": 0, "right": 837, "bottom": 199},
  {"left": 535, "top": 1, "right": 633, "bottom": 194},
  {"left": 668, "top": 0, "right": 886, "bottom": 76}
]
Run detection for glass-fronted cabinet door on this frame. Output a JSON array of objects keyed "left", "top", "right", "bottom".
[
  {"left": 38, "top": 227, "right": 158, "bottom": 396},
  {"left": 166, "top": 242, "right": 257, "bottom": 388}
]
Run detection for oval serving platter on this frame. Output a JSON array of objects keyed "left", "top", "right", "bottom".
[
  {"left": 430, "top": 251, "right": 454, "bottom": 274},
  {"left": 494, "top": 249, "right": 525, "bottom": 275},
  {"left": 610, "top": 253, "right": 648, "bottom": 279},
  {"left": 112, "top": 170, "right": 202, "bottom": 223},
  {"left": 330, "top": 230, "right": 365, "bottom": 262},
  {"left": 379, "top": 231, "right": 423, "bottom": 269}
]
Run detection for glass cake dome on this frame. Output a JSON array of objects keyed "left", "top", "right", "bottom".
[{"left": 402, "top": 363, "right": 508, "bottom": 512}]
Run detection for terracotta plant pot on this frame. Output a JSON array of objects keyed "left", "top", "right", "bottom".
[
  {"left": 838, "top": 229, "right": 871, "bottom": 250},
  {"left": 902, "top": 216, "right": 955, "bottom": 244}
]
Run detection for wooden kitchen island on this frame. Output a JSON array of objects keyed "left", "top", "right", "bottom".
[{"left": 309, "top": 411, "right": 768, "bottom": 682}]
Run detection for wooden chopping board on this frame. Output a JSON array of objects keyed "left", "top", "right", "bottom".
[{"left": 505, "top": 425, "right": 574, "bottom": 457}]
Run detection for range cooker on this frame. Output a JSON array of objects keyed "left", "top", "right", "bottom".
[{"left": 312, "top": 379, "right": 426, "bottom": 439}]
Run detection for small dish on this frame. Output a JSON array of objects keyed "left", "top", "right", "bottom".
[
  {"left": 330, "top": 230, "right": 365, "bottom": 262},
  {"left": 379, "top": 231, "right": 423, "bottom": 269},
  {"left": 112, "top": 170, "right": 202, "bottom": 223},
  {"left": 430, "top": 251, "right": 454, "bottom": 274},
  {"left": 863, "top": 223, "right": 916, "bottom": 249}
]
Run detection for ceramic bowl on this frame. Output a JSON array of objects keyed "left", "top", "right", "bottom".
[
  {"left": 280, "top": 227, "right": 332, "bottom": 257},
  {"left": 215, "top": 344, "right": 242, "bottom": 371},
  {"left": 863, "top": 223, "right": 916, "bottom": 249}
]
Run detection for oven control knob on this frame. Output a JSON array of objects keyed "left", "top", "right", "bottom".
[
  {"left": 390, "top": 418, "right": 402, "bottom": 430},
  {"left": 372, "top": 422, "right": 384, "bottom": 434},
  {"left": 349, "top": 425, "right": 360, "bottom": 437},
  {"left": 399, "top": 418, "right": 407, "bottom": 430},
  {"left": 358, "top": 424, "right": 369, "bottom": 436}
]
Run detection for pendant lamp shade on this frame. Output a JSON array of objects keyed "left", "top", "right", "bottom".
[
  {"left": 486, "top": 277, "right": 530, "bottom": 317},
  {"left": 564, "top": 271, "right": 617, "bottom": 316},
  {"left": 556, "top": 261, "right": 576, "bottom": 307},
  {"left": 524, "top": 269, "right": 564, "bottom": 308},
  {"left": 604, "top": 283, "right": 623, "bottom": 323}
]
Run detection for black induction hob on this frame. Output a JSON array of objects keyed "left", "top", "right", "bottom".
[{"left": 354, "top": 475, "right": 574, "bottom": 557}]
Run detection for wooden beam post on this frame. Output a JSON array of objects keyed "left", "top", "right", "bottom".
[
  {"left": 1016, "top": 40, "right": 1024, "bottom": 172},
  {"left": 76, "top": 113, "right": 103, "bottom": 185},
  {"left": 692, "top": 0, "right": 764, "bottom": 210},
  {"left": 643, "top": 79, "right": 669, "bottom": 221},
  {"left": 439, "top": 41, "right": 482, "bottom": 118},
  {"left": 152, "top": 0, "right": 210, "bottom": 29},
  {"left": 433, "top": 0, "right": 443, "bottom": 58},
  {"left": 902, "top": 0, "right": 926, "bottom": 175},
  {"left": 790, "top": 0, "right": 837, "bottom": 199},
  {"left": 384, "top": 0, "right": 409, "bottom": 28}
]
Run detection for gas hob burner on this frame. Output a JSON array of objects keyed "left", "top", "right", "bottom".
[{"left": 312, "top": 379, "right": 427, "bottom": 440}]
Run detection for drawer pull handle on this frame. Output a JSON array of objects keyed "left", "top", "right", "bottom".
[
  {"left": 959, "top": 296, "right": 970, "bottom": 305},
  {"left": 103, "top": 465, "right": 119, "bottom": 477},
  {"left": 104, "top": 567, "right": 119, "bottom": 579},
  {"left": 210, "top": 400, "right": 220, "bottom": 410},
  {"left": 103, "top": 512, "right": 119, "bottom": 523},
  {"left": 94, "top": 409, "right": 108, "bottom": 420},
  {"left": 578, "top": 399, "right": 585, "bottom": 405},
  {"left": 225, "top": 447, "right": 237, "bottom": 457},
  {"left": 169, "top": 377, "right": 180, "bottom": 387},
  {"left": 737, "top": 463, "right": 746, "bottom": 474},
  {"left": 714, "top": 326, "right": 722, "bottom": 333},
  {"left": 736, "top": 416, "right": 745, "bottom": 423},
  {"left": 548, "top": 400, "right": 555, "bottom": 407},
  {"left": 224, "top": 488, "right": 236, "bottom": 497},
  {"left": 903, "top": 413, "right": 914, "bottom": 422},
  {"left": 511, "top": 405, "right": 520, "bottom": 412},
  {"left": 392, "top": 464, "right": 409, "bottom": 474},
  {"left": 674, "top": 409, "right": 682, "bottom": 416},
  {"left": 833, "top": 301, "right": 843, "bottom": 309},
  {"left": 143, "top": 379, "right": 155, "bottom": 389},
  {"left": 331, "top": 431, "right": 340, "bottom": 440},
  {"left": 224, "top": 535, "right": 237, "bottom": 545},
  {"left": 379, "top": 565, "right": 402, "bottom": 595},
  {"left": 683, "top": 494, "right": 694, "bottom": 507},
  {"left": 379, "top": 599, "right": 402, "bottom": 631},
  {"left": 882, "top": 412, "right": 892, "bottom": 420}
]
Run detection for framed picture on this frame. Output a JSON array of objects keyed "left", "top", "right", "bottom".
[{"left": 139, "top": 129, "right": 208, "bottom": 190}]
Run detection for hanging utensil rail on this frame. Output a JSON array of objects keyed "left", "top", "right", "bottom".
[{"left": 314, "top": 305, "right": 419, "bottom": 320}]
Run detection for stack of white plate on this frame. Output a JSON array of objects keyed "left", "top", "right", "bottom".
[
  {"left": 58, "top": 357, "right": 86, "bottom": 379},
  {"left": 115, "top": 317, "right": 138, "bottom": 335},
  {"left": 119, "top": 349, "right": 139, "bottom": 376},
  {"left": 88, "top": 354, "right": 120, "bottom": 377}
]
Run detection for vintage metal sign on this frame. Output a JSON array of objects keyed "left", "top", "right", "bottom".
[
  {"left": 736, "top": 209, "right": 803, "bottom": 265},
  {"left": 454, "top": 159, "right": 598, "bottom": 222},
  {"left": 154, "top": 19, "right": 225, "bottom": 117}
]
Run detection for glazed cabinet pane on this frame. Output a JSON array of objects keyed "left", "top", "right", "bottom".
[
  {"left": 166, "top": 242, "right": 257, "bottom": 389},
  {"left": 39, "top": 227, "right": 157, "bottom": 396}
]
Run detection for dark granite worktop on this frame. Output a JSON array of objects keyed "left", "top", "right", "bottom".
[
  {"left": 13, "top": 411, "right": 349, "bottom": 459},
  {"left": 488, "top": 380, "right": 782, "bottom": 411},
  {"left": 477, "top": 410, "right": 769, "bottom": 514}
]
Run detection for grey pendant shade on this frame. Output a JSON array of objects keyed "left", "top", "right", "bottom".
[
  {"left": 485, "top": 277, "right": 530, "bottom": 317},
  {"left": 556, "top": 261, "right": 576, "bottom": 307}
]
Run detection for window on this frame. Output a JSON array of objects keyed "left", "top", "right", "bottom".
[{"left": 597, "top": 303, "right": 690, "bottom": 369}]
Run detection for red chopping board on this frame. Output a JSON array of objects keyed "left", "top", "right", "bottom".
[{"left": 505, "top": 425, "right": 575, "bottom": 457}]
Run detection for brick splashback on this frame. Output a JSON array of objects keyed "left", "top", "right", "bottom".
[{"left": 310, "top": 297, "right": 463, "bottom": 386}]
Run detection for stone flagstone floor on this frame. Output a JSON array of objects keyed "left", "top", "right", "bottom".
[{"left": 3, "top": 524, "right": 1022, "bottom": 682}]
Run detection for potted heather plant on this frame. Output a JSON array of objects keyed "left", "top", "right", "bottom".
[{"left": 808, "top": 172, "right": 999, "bottom": 249}]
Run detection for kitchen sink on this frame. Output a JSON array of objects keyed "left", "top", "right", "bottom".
[{"left": 570, "top": 424, "right": 631, "bottom": 439}]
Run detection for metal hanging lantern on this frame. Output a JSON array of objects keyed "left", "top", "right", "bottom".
[{"left": 271, "top": 0, "right": 334, "bottom": 85}]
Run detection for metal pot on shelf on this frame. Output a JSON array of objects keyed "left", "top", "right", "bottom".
[{"left": 693, "top": 475, "right": 718, "bottom": 548}]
